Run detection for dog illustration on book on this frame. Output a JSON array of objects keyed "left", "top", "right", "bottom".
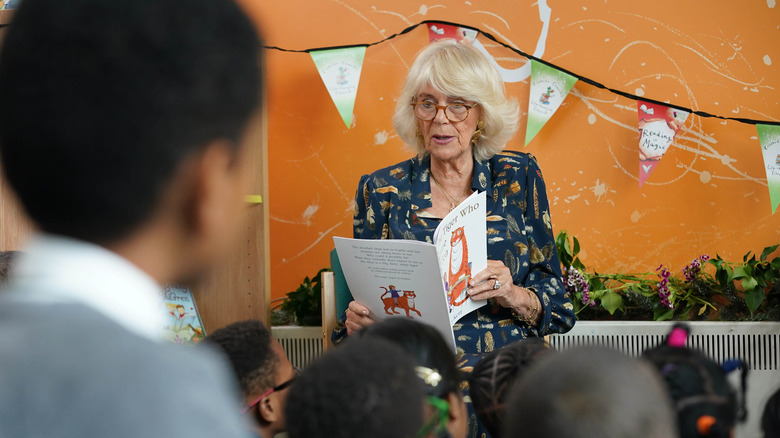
[
  {"left": 380, "top": 286, "right": 422, "bottom": 318},
  {"left": 447, "top": 226, "right": 472, "bottom": 308}
]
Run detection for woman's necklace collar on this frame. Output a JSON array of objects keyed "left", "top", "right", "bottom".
[{"left": 430, "top": 172, "right": 471, "bottom": 212}]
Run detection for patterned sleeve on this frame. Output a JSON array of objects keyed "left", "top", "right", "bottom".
[
  {"left": 352, "top": 174, "right": 387, "bottom": 240},
  {"left": 521, "top": 155, "right": 575, "bottom": 336},
  {"left": 332, "top": 174, "right": 386, "bottom": 345}
]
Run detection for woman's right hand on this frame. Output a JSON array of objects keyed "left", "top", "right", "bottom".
[{"left": 345, "top": 301, "right": 374, "bottom": 335}]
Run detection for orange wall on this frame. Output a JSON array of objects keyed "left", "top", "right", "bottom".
[{"left": 238, "top": 1, "right": 780, "bottom": 301}]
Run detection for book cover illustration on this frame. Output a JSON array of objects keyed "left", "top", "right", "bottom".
[
  {"left": 0, "top": 0, "right": 20, "bottom": 10},
  {"left": 433, "top": 190, "right": 488, "bottom": 322},
  {"left": 161, "top": 284, "right": 205, "bottom": 345},
  {"left": 445, "top": 226, "right": 471, "bottom": 309}
]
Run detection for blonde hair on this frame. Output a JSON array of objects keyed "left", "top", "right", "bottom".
[{"left": 392, "top": 41, "right": 520, "bottom": 162}]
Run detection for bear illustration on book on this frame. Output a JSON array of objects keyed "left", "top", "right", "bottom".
[
  {"left": 380, "top": 285, "right": 422, "bottom": 318},
  {"left": 446, "top": 226, "right": 472, "bottom": 309}
]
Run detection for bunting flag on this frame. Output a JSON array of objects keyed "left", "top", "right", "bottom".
[
  {"left": 427, "top": 22, "right": 478, "bottom": 43},
  {"left": 310, "top": 46, "right": 366, "bottom": 129},
  {"left": 637, "top": 101, "right": 689, "bottom": 187},
  {"left": 524, "top": 60, "right": 578, "bottom": 146},
  {"left": 757, "top": 124, "right": 780, "bottom": 214},
  {"left": 282, "top": 19, "right": 779, "bottom": 212}
]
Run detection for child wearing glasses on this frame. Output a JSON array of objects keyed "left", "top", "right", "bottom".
[{"left": 204, "top": 320, "right": 297, "bottom": 438}]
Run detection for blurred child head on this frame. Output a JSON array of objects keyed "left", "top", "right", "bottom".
[
  {"left": 358, "top": 317, "right": 468, "bottom": 438},
  {"left": 504, "top": 345, "right": 678, "bottom": 438},
  {"left": 285, "top": 336, "right": 425, "bottom": 438},
  {"left": 642, "top": 324, "right": 747, "bottom": 438},
  {"left": 0, "top": 0, "right": 261, "bottom": 284},
  {"left": 0, "top": 251, "right": 21, "bottom": 286},
  {"left": 762, "top": 385, "right": 780, "bottom": 438}
]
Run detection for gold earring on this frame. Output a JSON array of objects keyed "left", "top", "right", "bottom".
[
  {"left": 471, "top": 120, "right": 485, "bottom": 145},
  {"left": 416, "top": 127, "right": 425, "bottom": 146}
]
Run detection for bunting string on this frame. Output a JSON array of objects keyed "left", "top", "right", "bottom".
[
  {"left": 1, "top": 17, "right": 776, "bottom": 126},
  {"left": 263, "top": 19, "right": 780, "bottom": 127}
]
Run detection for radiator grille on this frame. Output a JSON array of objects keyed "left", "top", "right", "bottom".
[
  {"left": 684, "top": 333, "right": 779, "bottom": 371},
  {"left": 548, "top": 321, "right": 780, "bottom": 371},
  {"left": 271, "top": 323, "right": 779, "bottom": 371},
  {"left": 271, "top": 326, "right": 322, "bottom": 369}
]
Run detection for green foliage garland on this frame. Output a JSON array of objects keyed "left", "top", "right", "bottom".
[{"left": 556, "top": 231, "right": 780, "bottom": 321}]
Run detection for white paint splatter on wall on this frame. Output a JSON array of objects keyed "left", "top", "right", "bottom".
[{"left": 374, "top": 130, "right": 390, "bottom": 145}]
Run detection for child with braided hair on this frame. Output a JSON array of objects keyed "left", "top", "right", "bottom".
[
  {"left": 642, "top": 323, "right": 748, "bottom": 438},
  {"left": 466, "top": 338, "right": 553, "bottom": 437}
]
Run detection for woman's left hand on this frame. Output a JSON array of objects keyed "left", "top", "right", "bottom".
[{"left": 467, "top": 260, "right": 523, "bottom": 309}]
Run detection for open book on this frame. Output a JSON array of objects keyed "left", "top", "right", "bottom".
[{"left": 333, "top": 190, "right": 487, "bottom": 351}]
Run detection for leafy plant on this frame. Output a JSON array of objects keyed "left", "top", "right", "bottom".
[
  {"left": 556, "top": 230, "right": 780, "bottom": 321},
  {"left": 273, "top": 268, "right": 330, "bottom": 326},
  {"left": 708, "top": 244, "right": 780, "bottom": 316}
]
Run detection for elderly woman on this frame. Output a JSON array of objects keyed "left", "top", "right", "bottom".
[
  {"left": 340, "top": 40, "right": 574, "bottom": 351},
  {"left": 338, "top": 40, "right": 575, "bottom": 437}
]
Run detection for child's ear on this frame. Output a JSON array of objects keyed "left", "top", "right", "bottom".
[
  {"left": 446, "top": 391, "right": 468, "bottom": 438},
  {"left": 258, "top": 395, "right": 280, "bottom": 423}
]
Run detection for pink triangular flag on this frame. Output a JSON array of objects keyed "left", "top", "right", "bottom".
[
  {"left": 427, "top": 23, "right": 478, "bottom": 43},
  {"left": 637, "top": 101, "right": 689, "bottom": 187}
]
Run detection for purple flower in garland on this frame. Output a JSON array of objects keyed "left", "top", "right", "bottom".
[
  {"left": 682, "top": 255, "right": 710, "bottom": 283},
  {"left": 564, "top": 266, "right": 594, "bottom": 307},
  {"left": 656, "top": 264, "right": 674, "bottom": 309}
]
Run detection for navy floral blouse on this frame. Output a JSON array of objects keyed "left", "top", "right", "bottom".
[
  {"left": 336, "top": 150, "right": 575, "bottom": 357},
  {"left": 334, "top": 150, "right": 576, "bottom": 438}
]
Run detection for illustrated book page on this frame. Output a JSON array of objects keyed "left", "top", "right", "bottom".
[{"left": 333, "top": 191, "right": 487, "bottom": 350}]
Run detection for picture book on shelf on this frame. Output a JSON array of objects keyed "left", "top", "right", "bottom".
[
  {"left": 333, "top": 190, "right": 488, "bottom": 351},
  {"left": 161, "top": 284, "right": 205, "bottom": 345}
]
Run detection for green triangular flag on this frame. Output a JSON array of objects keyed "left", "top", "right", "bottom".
[
  {"left": 757, "top": 124, "right": 780, "bottom": 214},
  {"left": 310, "top": 46, "right": 366, "bottom": 129},
  {"left": 525, "top": 60, "right": 578, "bottom": 146}
]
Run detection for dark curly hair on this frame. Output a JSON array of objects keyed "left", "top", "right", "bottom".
[
  {"left": 0, "top": 0, "right": 261, "bottom": 243},
  {"left": 0, "top": 251, "right": 21, "bottom": 286},
  {"left": 468, "top": 338, "right": 553, "bottom": 437},
  {"left": 202, "top": 320, "right": 278, "bottom": 397},
  {"left": 357, "top": 317, "right": 459, "bottom": 399},
  {"left": 642, "top": 324, "right": 747, "bottom": 438},
  {"left": 762, "top": 386, "right": 780, "bottom": 437},
  {"left": 285, "top": 337, "right": 425, "bottom": 438}
]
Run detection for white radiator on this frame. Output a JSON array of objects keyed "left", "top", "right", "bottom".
[
  {"left": 549, "top": 321, "right": 780, "bottom": 438},
  {"left": 271, "top": 326, "right": 322, "bottom": 369}
]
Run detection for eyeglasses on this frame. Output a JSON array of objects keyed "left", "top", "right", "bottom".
[
  {"left": 241, "top": 367, "right": 300, "bottom": 414},
  {"left": 411, "top": 100, "right": 477, "bottom": 122}
]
